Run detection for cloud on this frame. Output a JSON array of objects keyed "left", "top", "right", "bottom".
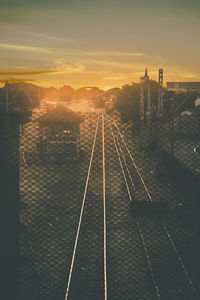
[
  {"left": 0, "top": 43, "right": 53, "bottom": 54},
  {"left": 105, "top": 76, "right": 127, "bottom": 80},
  {"left": 0, "top": 60, "right": 85, "bottom": 77},
  {"left": 60, "top": 50, "right": 145, "bottom": 57},
  {"left": 53, "top": 59, "right": 86, "bottom": 74},
  {"left": 0, "top": 78, "right": 46, "bottom": 84},
  {"left": 0, "top": 69, "right": 58, "bottom": 75},
  {"left": 80, "top": 51, "right": 145, "bottom": 57},
  {"left": 1, "top": 23, "right": 67, "bottom": 42},
  {"left": 80, "top": 58, "right": 149, "bottom": 71},
  {"left": 182, "top": 73, "right": 195, "bottom": 78}
]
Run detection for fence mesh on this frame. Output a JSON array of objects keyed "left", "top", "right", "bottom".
[{"left": 1, "top": 103, "right": 200, "bottom": 300}]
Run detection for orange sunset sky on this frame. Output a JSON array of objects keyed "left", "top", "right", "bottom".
[{"left": 0, "top": 0, "right": 200, "bottom": 90}]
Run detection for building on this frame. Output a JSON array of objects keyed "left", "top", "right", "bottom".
[
  {"left": 140, "top": 68, "right": 151, "bottom": 120},
  {"left": 34, "top": 105, "right": 81, "bottom": 161},
  {"left": 139, "top": 68, "right": 151, "bottom": 147},
  {"left": 167, "top": 82, "right": 200, "bottom": 93}
]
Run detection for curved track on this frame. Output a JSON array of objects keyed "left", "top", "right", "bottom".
[
  {"left": 21, "top": 111, "right": 200, "bottom": 300},
  {"left": 104, "top": 114, "right": 199, "bottom": 300},
  {"left": 62, "top": 112, "right": 200, "bottom": 300}
]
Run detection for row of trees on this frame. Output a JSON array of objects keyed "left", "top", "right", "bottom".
[
  {"left": 43, "top": 86, "right": 105, "bottom": 102},
  {"left": 1, "top": 80, "right": 199, "bottom": 117},
  {"left": 91, "top": 87, "right": 121, "bottom": 108},
  {"left": 0, "top": 83, "right": 41, "bottom": 113},
  {"left": 114, "top": 81, "right": 159, "bottom": 123},
  {"left": 0, "top": 82, "right": 121, "bottom": 113}
]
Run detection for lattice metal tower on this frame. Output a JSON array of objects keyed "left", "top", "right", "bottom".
[
  {"left": 158, "top": 69, "right": 163, "bottom": 118},
  {"left": 140, "top": 68, "right": 151, "bottom": 147}
]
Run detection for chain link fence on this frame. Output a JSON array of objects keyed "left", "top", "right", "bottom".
[{"left": 1, "top": 104, "right": 200, "bottom": 300}]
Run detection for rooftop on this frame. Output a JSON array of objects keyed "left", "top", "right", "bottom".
[
  {"left": 34, "top": 105, "right": 81, "bottom": 124},
  {"left": 167, "top": 82, "right": 200, "bottom": 89}
]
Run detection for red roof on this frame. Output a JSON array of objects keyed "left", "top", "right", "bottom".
[{"left": 34, "top": 105, "right": 81, "bottom": 124}]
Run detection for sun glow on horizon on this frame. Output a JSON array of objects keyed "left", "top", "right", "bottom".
[{"left": 0, "top": 1, "right": 199, "bottom": 89}]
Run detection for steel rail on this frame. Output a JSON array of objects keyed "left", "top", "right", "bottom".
[
  {"left": 102, "top": 115, "right": 108, "bottom": 300},
  {"left": 108, "top": 121, "right": 161, "bottom": 300},
  {"left": 116, "top": 133, "right": 136, "bottom": 193},
  {"left": 64, "top": 115, "right": 100, "bottom": 300},
  {"left": 103, "top": 116, "right": 152, "bottom": 202},
  {"left": 105, "top": 115, "right": 197, "bottom": 297}
]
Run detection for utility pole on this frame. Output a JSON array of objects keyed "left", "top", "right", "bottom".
[
  {"left": 171, "top": 117, "right": 174, "bottom": 156},
  {"left": 5, "top": 81, "right": 9, "bottom": 113},
  {"left": 158, "top": 69, "right": 163, "bottom": 118},
  {"left": 38, "top": 87, "right": 41, "bottom": 105},
  {"left": 157, "top": 68, "right": 164, "bottom": 174},
  {"left": 89, "top": 103, "right": 92, "bottom": 129}
]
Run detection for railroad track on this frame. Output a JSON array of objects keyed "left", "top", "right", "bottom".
[
  {"left": 63, "top": 112, "right": 199, "bottom": 300},
  {"left": 104, "top": 115, "right": 199, "bottom": 300}
]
